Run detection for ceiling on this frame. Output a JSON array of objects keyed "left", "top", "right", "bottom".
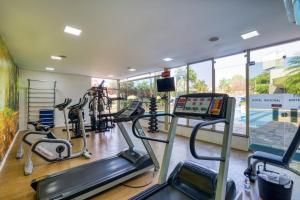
[{"left": 0, "top": 0, "right": 300, "bottom": 79}]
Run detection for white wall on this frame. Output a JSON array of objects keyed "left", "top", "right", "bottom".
[{"left": 19, "top": 68, "right": 92, "bottom": 130}]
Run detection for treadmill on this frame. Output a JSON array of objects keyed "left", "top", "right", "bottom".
[
  {"left": 130, "top": 93, "right": 242, "bottom": 200},
  {"left": 31, "top": 100, "right": 173, "bottom": 200}
]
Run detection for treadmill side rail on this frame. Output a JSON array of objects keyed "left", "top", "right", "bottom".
[
  {"left": 31, "top": 154, "right": 155, "bottom": 200},
  {"left": 129, "top": 183, "right": 169, "bottom": 200}
]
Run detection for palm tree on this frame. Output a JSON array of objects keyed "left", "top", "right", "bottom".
[
  {"left": 194, "top": 80, "right": 208, "bottom": 92},
  {"left": 218, "top": 78, "right": 231, "bottom": 93},
  {"left": 285, "top": 56, "right": 300, "bottom": 94},
  {"left": 250, "top": 72, "right": 270, "bottom": 94}
]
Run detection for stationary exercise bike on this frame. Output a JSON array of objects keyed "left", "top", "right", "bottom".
[
  {"left": 16, "top": 98, "right": 73, "bottom": 159},
  {"left": 20, "top": 98, "right": 91, "bottom": 175}
]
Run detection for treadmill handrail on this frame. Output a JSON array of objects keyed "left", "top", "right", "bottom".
[
  {"left": 132, "top": 113, "right": 176, "bottom": 143},
  {"left": 190, "top": 119, "right": 227, "bottom": 161}
]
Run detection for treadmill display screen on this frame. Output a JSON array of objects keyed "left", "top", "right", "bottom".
[
  {"left": 173, "top": 93, "right": 228, "bottom": 118},
  {"left": 208, "top": 97, "right": 224, "bottom": 116},
  {"left": 129, "top": 101, "right": 140, "bottom": 110},
  {"left": 184, "top": 97, "right": 212, "bottom": 114},
  {"left": 173, "top": 97, "right": 187, "bottom": 112},
  {"left": 121, "top": 110, "right": 134, "bottom": 117},
  {"left": 119, "top": 101, "right": 140, "bottom": 117}
]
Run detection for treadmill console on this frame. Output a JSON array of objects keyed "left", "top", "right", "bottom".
[
  {"left": 117, "top": 100, "right": 143, "bottom": 119},
  {"left": 173, "top": 93, "right": 228, "bottom": 119}
]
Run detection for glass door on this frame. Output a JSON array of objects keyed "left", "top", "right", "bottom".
[{"left": 249, "top": 41, "right": 300, "bottom": 173}]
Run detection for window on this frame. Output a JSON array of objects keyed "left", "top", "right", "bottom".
[
  {"left": 134, "top": 78, "right": 155, "bottom": 112},
  {"left": 249, "top": 41, "right": 300, "bottom": 171},
  {"left": 215, "top": 54, "right": 247, "bottom": 135},
  {"left": 189, "top": 60, "right": 213, "bottom": 127},
  {"left": 170, "top": 66, "right": 187, "bottom": 125},
  {"left": 189, "top": 60, "right": 213, "bottom": 93},
  {"left": 120, "top": 81, "right": 136, "bottom": 109},
  {"left": 91, "top": 78, "right": 117, "bottom": 88},
  {"left": 119, "top": 81, "right": 130, "bottom": 108},
  {"left": 119, "top": 78, "right": 155, "bottom": 112}
]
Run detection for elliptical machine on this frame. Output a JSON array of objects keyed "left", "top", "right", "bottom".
[
  {"left": 21, "top": 97, "right": 91, "bottom": 175},
  {"left": 67, "top": 98, "right": 91, "bottom": 138},
  {"left": 16, "top": 98, "right": 73, "bottom": 159}
]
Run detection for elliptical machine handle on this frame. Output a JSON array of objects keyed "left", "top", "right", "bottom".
[
  {"left": 189, "top": 119, "right": 227, "bottom": 161},
  {"left": 78, "top": 97, "right": 88, "bottom": 109},
  {"left": 132, "top": 113, "right": 176, "bottom": 143}
]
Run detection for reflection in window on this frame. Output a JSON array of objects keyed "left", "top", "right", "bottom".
[{"left": 215, "top": 54, "right": 246, "bottom": 135}]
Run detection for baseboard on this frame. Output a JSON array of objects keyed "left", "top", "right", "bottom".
[
  {"left": 0, "top": 129, "right": 21, "bottom": 172},
  {"left": 55, "top": 124, "right": 66, "bottom": 128}
]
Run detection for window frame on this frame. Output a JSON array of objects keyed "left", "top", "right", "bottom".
[{"left": 117, "top": 38, "right": 300, "bottom": 138}]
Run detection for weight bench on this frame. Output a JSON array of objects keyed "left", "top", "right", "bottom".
[{"left": 244, "top": 124, "right": 300, "bottom": 182}]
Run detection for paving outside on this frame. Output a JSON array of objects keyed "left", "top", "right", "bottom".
[{"left": 250, "top": 121, "right": 298, "bottom": 150}]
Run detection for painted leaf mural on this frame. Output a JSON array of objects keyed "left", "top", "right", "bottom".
[{"left": 0, "top": 35, "right": 19, "bottom": 162}]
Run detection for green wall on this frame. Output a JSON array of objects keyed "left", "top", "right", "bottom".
[{"left": 0, "top": 35, "right": 19, "bottom": 162}]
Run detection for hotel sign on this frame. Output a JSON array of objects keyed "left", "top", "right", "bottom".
[{"left": 250, "top": 94, "right": 300, "bottom": 109}]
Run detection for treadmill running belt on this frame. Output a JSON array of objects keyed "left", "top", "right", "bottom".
[
  {"left": 145, "top": 185, "right": 192, "bottom": 200},
  {"left": 35, "top": 156, "right": 136, "bottom": 199}
]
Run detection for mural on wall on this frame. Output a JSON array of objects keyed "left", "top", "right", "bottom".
[{"left": 0, "top": 35, "right": 19, "bottom": 162}]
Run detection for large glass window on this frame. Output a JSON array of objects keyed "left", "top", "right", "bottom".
[
  {"left": 119, "top": 78, "right": 155, "bottom": 112},
  {"left": 117, "top": 41, "right": 300, "bottom": 172},
  {"left": 189, "top": 60, "right": 213, "bottom": 93},
  {"left": 119, "top": 81, "right": 131, "bottom": 108},
  {"left": 170, "top": 66, "right": 187, "bottom": 125},
  {"left": 249, "top": 41, "right": 300, "bottom": 172},
  {"left": 134, "top": 78, "right": 155, "bottom": 112},
  {"left": 215, "top": 54, "right": 247, "bottom": 135},
  {"left": 189, "top": 60, "right": 213, "bottom": 127}
]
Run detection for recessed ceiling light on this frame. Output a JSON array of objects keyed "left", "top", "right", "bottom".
[
  {"left": 51, "top": 56, "right": 62, "bottom": 60},
  {"left": 128, "top": 67, "right": 136, "bottom": 72},
  {"left": 241, "top": 31, "right": 259, "bottom": 40},
  {"left": 163, "top": 58, "right": 173, "bottom": 62},
  {"left": 64, "top": 26, "right": 82, "bottom": 36},
  {"left": 46, "top": 67, "right": 55, "bottom": 71},
  {"left": 108, "top": 75, "right": 114, "bottom": 78}
]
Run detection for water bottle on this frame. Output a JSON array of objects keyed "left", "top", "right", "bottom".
[
  {"left": 279, "top": 174, "right": 292, "bottom": 188},
  {"left": 244, "top": 177, "right": 251, "bottom": 194}
]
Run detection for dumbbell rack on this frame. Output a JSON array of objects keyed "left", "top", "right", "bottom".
[
  {"left": 27, "top": 79, "right": 56, "bottom": 128},
  {"left": 148, "top": 96, "right": 159, "bottom": 133}
]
